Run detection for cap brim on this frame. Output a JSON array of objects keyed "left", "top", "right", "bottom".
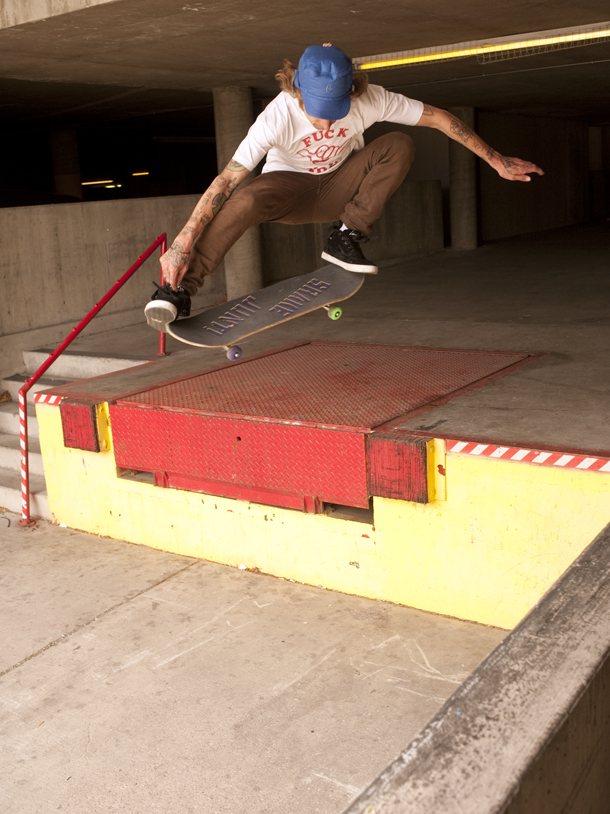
[{"left": 301, "top": 92, "right": 351, "bottom": 121}]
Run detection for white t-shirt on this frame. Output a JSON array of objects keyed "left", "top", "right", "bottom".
[{"left": 233, "top": 85, "right": 424, "bottom": 175}]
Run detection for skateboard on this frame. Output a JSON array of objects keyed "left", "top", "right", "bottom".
[{"left": 167, "top": 265, "right": 364, "bottom": 360}]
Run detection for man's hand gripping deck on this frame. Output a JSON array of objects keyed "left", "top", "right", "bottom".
[{"left": 166, "top": 265, "right": 364, "bottom": 359}]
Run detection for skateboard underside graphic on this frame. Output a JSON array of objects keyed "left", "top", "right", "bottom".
[{"left": 167, "top": 265, "right": 364, "bottom": 359}]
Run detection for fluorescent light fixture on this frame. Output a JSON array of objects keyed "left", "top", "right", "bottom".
[
  {"left": 132, "top": 171, "right": 149, "bottom": 176},
  {"left": 82, "top": 179, "right": 113, "bottom": 186},
  {"left": 354, "top": 22, "right": 610, "bottom": 70},
  {"left": 105, "top": 185, "right": 116, "bottom": 189}
]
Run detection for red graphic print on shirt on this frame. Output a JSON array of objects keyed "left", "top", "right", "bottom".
[{"left": 297, "top": 128, "right": 352, "bottom": 173}]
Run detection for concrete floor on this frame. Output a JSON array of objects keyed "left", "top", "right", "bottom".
[
  {"left": 2, "top": 222, "right": 607, "bottom": 812},
  {"left": 0, "top": 510, "right": 504, "bottom": 813},
  {"left": 71, "top": 221, "right": 610, "bottom": 453}
]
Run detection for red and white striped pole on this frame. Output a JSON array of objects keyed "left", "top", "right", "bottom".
[
  {"left": 19, "top": 233, "right": 167, "bottom": 526},
  {"left": 19, "top": 389, "right": 33, "bottom": 525}
]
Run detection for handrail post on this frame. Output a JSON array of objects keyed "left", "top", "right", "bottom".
[
  {"left": 19, "top": 233, "right": 167, "bottom": 526},
  {"left": 157, "top": 234, "right": 168, "bottom": 356}
]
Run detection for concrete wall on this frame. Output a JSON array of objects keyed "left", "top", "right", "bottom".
[
  {"left": 262, "top": 179, "right": 443, "bottom": 282},
  {"left": 478, "top": 113, "right": 589, "bottom": 241},
  {"left": 365, "top": 111, "right": 590, "bottom": 245},
  {"left": 0, "top": 0, "right": 119, "bottom": 29},
  {"left": 344, "top": 521, "right": 610, "bottom": 814},
  {"left": 2, "top": 178, "right": 442, "bottom": 375},
  {"left": 0, "top": 194, "right": 225, "bottom": 377}
]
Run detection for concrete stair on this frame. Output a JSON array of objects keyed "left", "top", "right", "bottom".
[{"left": 0, "top": 349, "right": 151, "bottom": 521}]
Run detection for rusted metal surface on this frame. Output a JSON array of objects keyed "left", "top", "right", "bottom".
[
  {"left": 120, "top": 342, "right": 532, "bottom": 428},
  {"left": 60, "top": 400, "right": 100, "bottom": 452},
  {"left": 160, "top": 472, "right": 324, "bottom": 513},
  {"left": 110, "top": 404, "right": 370, "bottom": 509},
  {"left": 110, "top": 341, "right": 533, "bottom": 511},
  {"left": 367, "top": 433, "right": 429, "bottom": 503}
]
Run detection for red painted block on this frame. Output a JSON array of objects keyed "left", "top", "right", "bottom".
[
  {"left": 157, "top": 472, "right": 324, "bottom": 513},
  {"left": 60, "top": 400, "right": 99, "bottom": 452},
  {"left": 109, "top": 404, "right": 369, "bottom": 509},
  {"left": 367, "top": 433, "right": 429, "bottom": 503}
]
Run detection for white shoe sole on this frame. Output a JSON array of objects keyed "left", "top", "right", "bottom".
[
  {"left": 321, "top": 252, "right": 378, "bottom": 274},
  {"left": 144, "top": 300, "right": 177, "bottom": 332}
]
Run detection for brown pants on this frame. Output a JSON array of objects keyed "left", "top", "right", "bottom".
[{"left": 182, "top": 131, "right": 415, "bottom": 294}]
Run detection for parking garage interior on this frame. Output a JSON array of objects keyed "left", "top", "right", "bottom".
[{"left": 1, "top": 3, "right": 610, "bottom": 813}]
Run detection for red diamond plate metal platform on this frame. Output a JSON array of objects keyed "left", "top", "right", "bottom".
[{"left": 108, "top": 341, "right": 535, "bottom": 511}]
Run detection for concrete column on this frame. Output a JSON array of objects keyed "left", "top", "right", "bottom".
[
  {"left": 213, "top": 86, "right": 263, "bottom": 299},
  {"left": 50, "top": 130, "right": 82, "bottom": 200},
  {"left": 448, "top": 106, "right": 477, "bottom": 250}
]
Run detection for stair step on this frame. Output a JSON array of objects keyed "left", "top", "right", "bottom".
[
  {"left": 23, "top": 348, "right": 153, "bottom": 379},
  {"left": 0, "top": 433, "right": 44, "bottom": 476},
  {"left": 0, "top": 466, "right": 50, "bottom": 520},
  {"left": 1, "top": 373, "right": 76, "bottom": 401},
  {"left": 0, "top": 402, "right": 38, "bottom": 438}
]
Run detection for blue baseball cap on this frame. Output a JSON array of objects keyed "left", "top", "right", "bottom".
[{"left": 294, "top": 45, "right": 353, "bottom": 120}]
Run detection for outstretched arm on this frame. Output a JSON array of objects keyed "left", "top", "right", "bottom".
[
  {"left": 161, "top": 159, "right": 250, "bottom": 290},
  {"left": 416, "top": 104, "right": 544, "bottom": 182}
]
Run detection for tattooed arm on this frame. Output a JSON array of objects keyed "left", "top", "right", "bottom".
[
  {"left": 160, "top": 159, "right": 250, "bottom": 290},
  {"left": 415, "top": 104, "right": 544, "bottom": 182}
]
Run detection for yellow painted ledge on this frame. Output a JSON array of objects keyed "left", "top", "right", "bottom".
[{"left": 37, "top": 402, "right": 610, "bottom": 629}]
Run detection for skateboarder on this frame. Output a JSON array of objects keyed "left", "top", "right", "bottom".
[{"left": 145, "top": 43, "right": 543, "bottom": 330}]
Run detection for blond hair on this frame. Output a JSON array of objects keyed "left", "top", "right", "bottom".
[{"left": 274, "top": 59, "right": 369, "bottom": 105}]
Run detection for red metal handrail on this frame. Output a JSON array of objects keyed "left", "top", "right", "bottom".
[{"left": 19, "top": 233, "right": 168, "bottom": 526}]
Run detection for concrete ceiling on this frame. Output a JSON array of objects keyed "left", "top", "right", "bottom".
[{"left": 0, "top": 0, "right": 609, "bottom": 131}]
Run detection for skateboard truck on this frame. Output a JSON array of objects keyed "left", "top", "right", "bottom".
[
  {"left": 223, "top": 345, "right": 242, "bottom": 361},
  {"left": 323, "top": 304, "right": 343, "bottom": 320}
]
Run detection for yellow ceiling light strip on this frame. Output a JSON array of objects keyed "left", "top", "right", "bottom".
[{"left": 355, "top": 23, "right": 610, "bottom": 70}]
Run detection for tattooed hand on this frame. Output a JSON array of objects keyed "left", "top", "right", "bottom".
[
  {"left": 489, "top": 152, "right": 544, "bottom": 182},
  {"left": 160, "top": 241, "right": 191, "bottom": 290}
]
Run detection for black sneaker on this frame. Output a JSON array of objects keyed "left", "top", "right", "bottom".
[
  {"left": 321, "top": 227, "right": 378, "bottom": 274},
  {"left": 144, "top": 283, "right": 191, "bottom": 331}
]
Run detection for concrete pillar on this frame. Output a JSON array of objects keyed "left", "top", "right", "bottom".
[
  {"left": 50, "top": 130, "right": 82, "bottom": 200},
  {"left": 213, "top": 86, "right": 263, "bottom": 299},
  {"left": 448, "top": 106, "right": 477, "bottom": 250}
]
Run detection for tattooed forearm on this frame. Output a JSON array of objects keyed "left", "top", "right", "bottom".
[
  {"left": 450, "top": 118, "right": 474, "bottom": 144},
  {"left": 421, "top": 103, "right": 434, "bottom": 116},
  {"left": 171, "top": 162, "right": 248, "bottom": 256},
  {"left": 212, "top": 192, "right": 228, "bottom": 216}
]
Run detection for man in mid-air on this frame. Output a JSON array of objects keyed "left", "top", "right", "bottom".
[{"left": 145, "top": 43, "right": 543, "bottom": 330}]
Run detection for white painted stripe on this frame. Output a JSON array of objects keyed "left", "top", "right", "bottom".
[
  {"left": 576, "top": 458, "right": 597, "bottom": 470},
  {"left": 471, "top": 444, "right": 488, "bottom": 455},
  {"left": 532, "top": 452, "right": 553, "bottom": 464},
  {"left": 19, "top": 409, "right": 25, "bottom": 420},
  {"left": 511, "top": 449, "right": 530, "bottom": 461},
  {"left": 450, "top": 442, "right": 468, "bottom": 453},
  {"left": 554, "top": 455, "right": 574, "bottom": 467},
  {"left": 599, "top": 461, "right": 610, "bottom": 472},
  {"left": 490, "top": 447, "right": 510, "bottom": 458}
]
